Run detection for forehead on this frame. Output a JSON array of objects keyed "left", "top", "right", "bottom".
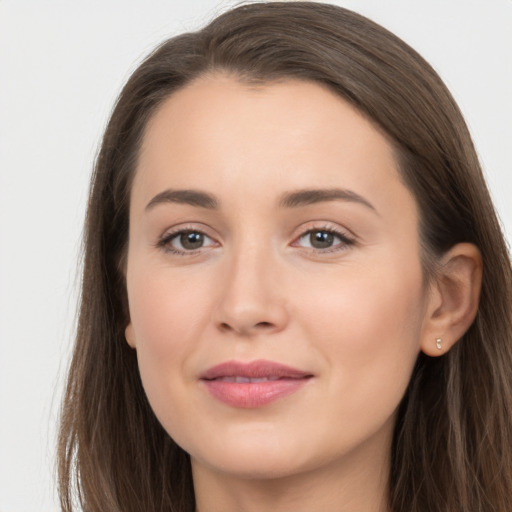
[
  {"left": 133, "top": 75, "right": 414, "bottom": 219},
  {"left": 140, "top": 75, "right": 395, "bottom": 165}
]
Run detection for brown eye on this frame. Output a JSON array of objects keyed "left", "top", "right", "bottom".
[
  {"left": 295, "top": 228, "right": 353, "bottom": 252},
  {"left": 179, "top": 231, "right": 205, "bottom": 250},
  {"left": 309, "top": 230, "right": 335, "bottom": 249},
  {"left": 161, "top": 230, "right": 216, "bottom": 253}
]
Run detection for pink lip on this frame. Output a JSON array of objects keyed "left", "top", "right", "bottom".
[{"left": 200, "top": 360, "right": 313, "bottom": 408}]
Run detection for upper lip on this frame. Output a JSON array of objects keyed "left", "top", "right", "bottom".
[{"left": 200, "top": 359, "right": 313, "bottom": 380}]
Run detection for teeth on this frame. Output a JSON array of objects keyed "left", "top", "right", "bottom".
[{"left": 217, "top": 376, "right": 282, "bottom": 383}]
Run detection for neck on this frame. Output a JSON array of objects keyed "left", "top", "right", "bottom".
[{"left": 192, "top": 427, "right": 391, "bottom": 512}]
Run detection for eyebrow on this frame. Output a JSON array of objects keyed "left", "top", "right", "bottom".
[
  {"left": 145, "top": 187, "right": 377, "bottom": 214},
  {"left": 145, "top": 189, "right": 219, "bottom": 211},
  {"left": 279, "top": 188, "right": 377, "bottom": 213}
]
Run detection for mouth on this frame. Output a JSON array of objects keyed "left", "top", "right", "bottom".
[
  {"left": 200, "top": 360, "right": 313, "bottom": 408},
  {"left": 211, "top": 376, "right": 284, "bottom": 383}
]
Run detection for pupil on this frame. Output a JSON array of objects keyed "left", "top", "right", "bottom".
[
  {"left": 181, "top": 232, "right": 204, "bottom": 250},
  {"left": 311, "top": 230, "right": 334, "bottom": 249}
]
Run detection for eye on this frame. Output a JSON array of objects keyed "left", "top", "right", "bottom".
[
  {"left": 158, "top": 229, "right": 217, "bottom": 254},
  {"left": 295, "top": 228, "right": 354, "bottom": 251}
]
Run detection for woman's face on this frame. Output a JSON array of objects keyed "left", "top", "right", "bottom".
[{"left": 125, "top": 75, "right": 433, "bottom": 480}]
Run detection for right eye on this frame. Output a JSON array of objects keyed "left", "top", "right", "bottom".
[{"left": 159, "top": 229, "right": 217, "bottom": 254}]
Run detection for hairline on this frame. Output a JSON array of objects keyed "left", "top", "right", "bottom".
[{"left": 124, "top": 69, "right": 439, "bottom": 286}]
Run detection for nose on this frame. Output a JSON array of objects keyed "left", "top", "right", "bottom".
[{"left": 213, "top": 245, "right": 289, "bottom": 337}]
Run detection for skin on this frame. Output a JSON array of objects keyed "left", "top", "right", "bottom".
[{"left": 124, "top": 75, "right": 482, "bottom": 512}]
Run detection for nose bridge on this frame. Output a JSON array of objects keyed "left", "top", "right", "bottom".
[
  {"left": 230, "top": 240, "right": 272, "bottom": 301},
  {"left": 215, "top": 234, "right": 287, "bottom": 335}
]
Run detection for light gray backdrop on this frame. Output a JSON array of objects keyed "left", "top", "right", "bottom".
[{"left": 0, "top": 1, "right": 511, "bottom": 510}]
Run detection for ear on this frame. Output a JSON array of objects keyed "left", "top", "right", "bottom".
[
  {"left": 125, "top": 323, "right": 137, "bottom": 349},
  {"left": 421, "top": 243, "right": 482, "bottom": 356}
]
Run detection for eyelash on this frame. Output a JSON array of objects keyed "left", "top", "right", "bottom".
[
  {"left": 156, "top": 226, "right": 217, "bottom": 256},
  {"left": 156, "top": 225, "right": 355, "bottom": 256},
  {"left": 293, "top": 226, "right": 355, "bottom": 254}
]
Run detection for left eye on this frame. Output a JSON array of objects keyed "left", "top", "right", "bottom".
[
  {"left": 167, "top": 231, "right": 215, "bottom": 251},
  {"left": 296, "top": 229, "right": 347, "bottom": 250}
]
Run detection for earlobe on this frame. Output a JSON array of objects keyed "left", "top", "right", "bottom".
[
  {"left": 125, "top": 323, "right": 136, "bottom": 349},
  {"left": 420, "top": 243, "right": 482, "bottom": 357}
]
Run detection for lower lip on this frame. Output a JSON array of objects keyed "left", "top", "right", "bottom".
[{"left": 202, "top": 378, "right": 311, "bottom": 408}]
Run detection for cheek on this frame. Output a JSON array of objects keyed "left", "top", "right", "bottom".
[
  {"left": 125, "top": 267, "right": 213, "bottom": 417},
  {"left": 127, "top": 265, "right": 211, "bottom": 352},
  {"left": 298, "top": 260, "right": 426, "bottom": 423},
  {"left": 302, "top": 260, "right": 425, "bottom": 345}
]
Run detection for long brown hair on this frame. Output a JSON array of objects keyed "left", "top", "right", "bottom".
[{"left": 58, "top": 3, "right": 512, "bottom": 511}]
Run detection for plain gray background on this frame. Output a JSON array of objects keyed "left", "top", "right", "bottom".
[{"left": 1, "top": 1, "right": 511, "bottom": 510}]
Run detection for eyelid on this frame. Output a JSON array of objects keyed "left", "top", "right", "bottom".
[
  {"left": 290, "top": 222, "right": 356, "bottom": 252},
  {"left": 156, "top": 223, "right": 220, "bottom": 255},
  {"left": 154, "top": 221, "right": 356, "bottom": 256}
]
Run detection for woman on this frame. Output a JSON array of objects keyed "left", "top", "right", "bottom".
[{"left": 58, "top": 2, "right": 512, "bottom": 511}]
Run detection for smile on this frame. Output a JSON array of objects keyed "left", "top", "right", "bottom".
[
  {"left": 200, "top": 360, "right": 313, "bottom": 408},
  {"left": 215, "top": 376, "right": 282, "bottom": 383}
]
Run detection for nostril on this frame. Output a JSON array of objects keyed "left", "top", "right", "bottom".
[
  {"left": 219, "top": 322, "right": 232, "bottom": 332},
  {"left": 256, "top": 322, "right": 273, "bottom": 329},
  {"left": 218, "top": 321, "right": 274, "bottom": 333}
]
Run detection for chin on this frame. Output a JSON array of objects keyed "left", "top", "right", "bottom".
[
  {"left": 185, "top": 427, "right": 344, "bottom": 482},
  {"left": 192, "top": 451, "right": 312, "bottom": 481},
  {"left": 183, "top": 426, "right": 301, "bottom": 476}
]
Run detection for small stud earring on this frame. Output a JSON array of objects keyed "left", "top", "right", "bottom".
[{"left": 436, "top": 338, "right": 442, "bottom": 350}]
